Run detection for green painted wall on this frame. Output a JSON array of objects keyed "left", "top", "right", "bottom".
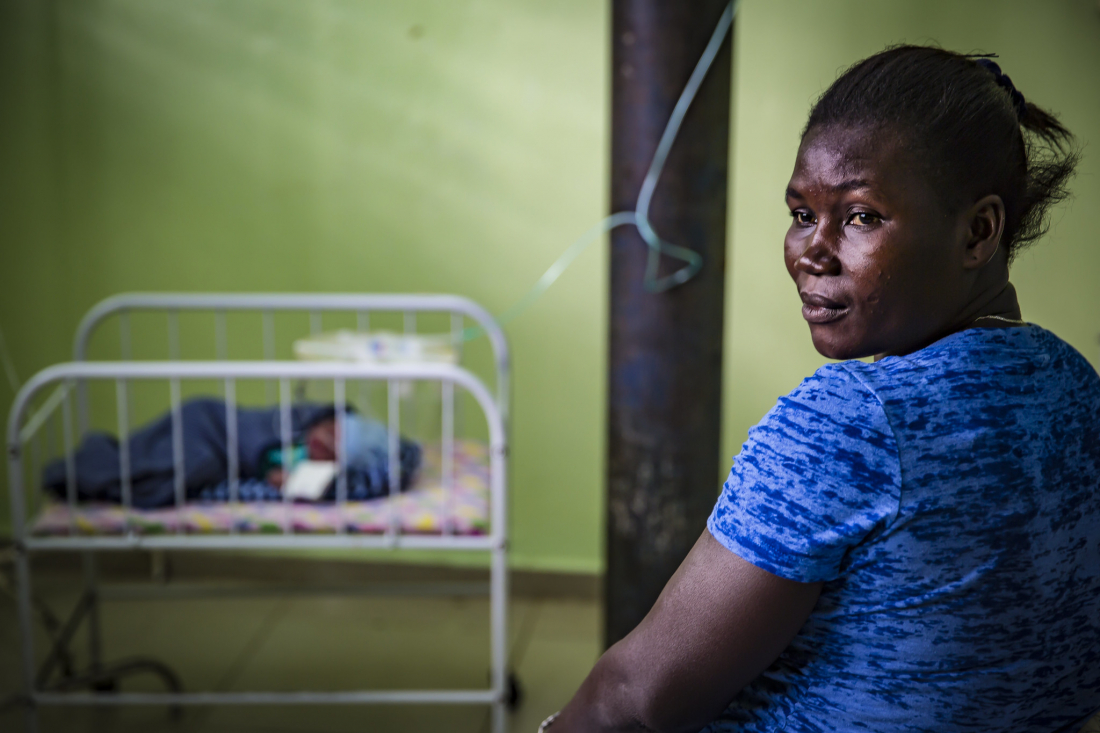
[{"left": 2, "top": 0, "right": 1098, "bottom": 573}]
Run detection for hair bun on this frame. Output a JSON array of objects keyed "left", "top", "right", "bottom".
[{"left": 975, "top": 58, "right": 1028, "bottom": 117}]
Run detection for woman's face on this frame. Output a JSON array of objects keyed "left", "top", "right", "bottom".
[{"left": 784, "top": 125, "right": 972, "bottom": 360}]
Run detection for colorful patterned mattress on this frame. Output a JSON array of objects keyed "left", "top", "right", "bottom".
[{"left": 31, "top": 441, "right": 490, "bottom": 536}]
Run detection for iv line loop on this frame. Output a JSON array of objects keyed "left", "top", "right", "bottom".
[
  {"left": 466, "top": 1, "right": 736, "bottom": 340},
  {"left": 634, "top": 0, "right": 736, "bottom": 293}
]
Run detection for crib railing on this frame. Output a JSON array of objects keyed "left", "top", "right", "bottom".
[
  {"left": 8, "top": 360, "right": 506, "bottom": 549},
  {"left": 5, "top": 359, "right": 510, "bottom": 731},
  {"left": 71, "top": 293, "right": 511, "bottom": 437}
]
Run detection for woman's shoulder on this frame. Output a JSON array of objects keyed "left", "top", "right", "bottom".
[
  {"left": 766, "top": 324, "right": 1098, "bottom": 456},
  {"left": 721, "top": 362, "right": 902, "bottom": 585},
  {"left": 763, "top": 361, "right": 894, "bottom": 450},
  {"left": 847, "top": 324, "right": 1098, "bottom": 393},
  {"left": 827, "top": 326, "right": 1100, "bottom": 457}
]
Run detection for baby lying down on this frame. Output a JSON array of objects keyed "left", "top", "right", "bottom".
[
  {"left": 225, "top": 413, "right": 422, "bottom": 502},
  {"left": 43, "top": 398, "right": 420, "bottom": 508}
]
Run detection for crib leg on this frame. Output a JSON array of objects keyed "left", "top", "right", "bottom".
[
  {"left": 81, "top": 553, "right": 105, "bottom": 684},
  {"left": 15, "top": 545, "right": 40, "bottom": 733},
  {"left": 490, "top": 545, "right": 508, "bottom": 733}
]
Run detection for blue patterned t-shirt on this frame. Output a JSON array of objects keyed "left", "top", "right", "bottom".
[{"left": 706, "top": 325, "right": 1100, "bottom": 732}]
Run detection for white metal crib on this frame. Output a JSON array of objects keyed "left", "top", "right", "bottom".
[{"left": 5, "top": 293, "right": 512, "bottom": 732}]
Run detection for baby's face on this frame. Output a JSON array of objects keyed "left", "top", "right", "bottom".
[{"left": 306, "top": 418, "right": 337, "bottom": 461}]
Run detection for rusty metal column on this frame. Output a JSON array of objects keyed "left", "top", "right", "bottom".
[{"left": 606, "top": 0, "right": 732, "bottom": 647}]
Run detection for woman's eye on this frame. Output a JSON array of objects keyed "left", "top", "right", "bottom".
[
  {"left": 791, "top": 210, "right": 815, "bottom": 226},
  {"left": 848, "top": 212, "right": 881, "bottom": 227}
]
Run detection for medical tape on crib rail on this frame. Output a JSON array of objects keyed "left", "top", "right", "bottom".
[
  {"left": 463, "top": 0, "right": 738, "bottom": 342},
  {"left": 18, "top": 383, "right": 71, "bottom": 445}
]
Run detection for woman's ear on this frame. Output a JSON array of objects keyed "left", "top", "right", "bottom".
[{"left": 962, "top": 195, "right": 1006, "bottom": 269}]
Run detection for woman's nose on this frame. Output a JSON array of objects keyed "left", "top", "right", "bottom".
[{"left": 795, "top": 230, "right": 841, "bottom": 276}]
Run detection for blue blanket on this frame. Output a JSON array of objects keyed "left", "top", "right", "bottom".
[{"left": 43, "top": 399, "right": 420, "bottom": 508}]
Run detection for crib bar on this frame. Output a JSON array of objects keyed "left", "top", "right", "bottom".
[
  {"left": 334, "top": 379, "right": 348, "bottom": 518},
  {"left": 26, "top": 424, "right": 42, "bottom": 522},
  {"left": 491, "top": 544, "right": 508, "bottom": 733},
  {"left": 442, "top": 381, "right": 454, "bottom": 535},
  {"left": 110, "top": 308, "right": 131, "bottom": 438},
  {"left": 170, "top": 379, "right": 185, "bottom": 519},
  {"left": 167, "top": 310, "right": 180, "bottom": 360},
  {"left": 387, "top": 380, "right": 400, "bottom": 542},
  {"left": 116, "top": 381, "right": 133, "bottom": 537},
  {"left": 30, "top": 431, "right": 41, "bottom": 509},
  {"left": 119, "top": 310, "right": 132, "bottom": 359},
  {"left": 451, "top": 314, "right": 464, "bottom": 433},
  {"left": 355, "top": 313, "right": 370, "bottom": 413},
  {"left": 280, "top": 378, "right": 292, "bottom": 535},
  {"left": 263, "top": 311, "right": 275, "bottom": 403},
  {"left": 116, "top": 379, "right": 133, "bottom": 518},
  {"left": 77, "top": 377, "right": 89, "bottom": 441},
  {"left": 490, "top": 440, "right": 506, "bottom": 547},
  {"left": 46, "top": 412, "right": 56, "bottom": 496},
  {"left": 12, "top": 545, "right": 37, "bottom": 732},
  {"left": 489, "top": 428, "right": 509, "bottom": 733},
  {"left": 310, "top": 311, "right": 322, "bottom": 336},
  {"left": 28, "top": 533, "right": 498, "bottom": 551},
  {"left": 34, "top": 689, "right": 497, "bottom": 706},
  {"left": 215, "top": 310, "right": 227, "bottom": 360},
  {"left": 61, "top": 384, "right": 77, "bottom": 521},
  {"left": 403, "top": 311, "right": 416, "bottom": 334},
  {"left": 22, "top": 361, "right": 494, "bottom": 388},
  {"left": 115, "top": 319, "right": 134, "bottom": 445},
  {"left": 47, "top": 411, "right": 56, "bottom": 463},
  {"left": 121, "top": 382, "right": 132, "bottom": 436},
  {"left": 225, "top": 379, "right": 239, "bottom": 507},
  {"left": 50, "top": 410, "right": 65, "bottom": 532},
  {"left": 76, "top": 369, "right": 90, "bottom": 442}
]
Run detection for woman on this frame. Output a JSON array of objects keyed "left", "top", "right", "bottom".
[{"left": 546, "top": 46, "right": 1100, "bottom": 732}]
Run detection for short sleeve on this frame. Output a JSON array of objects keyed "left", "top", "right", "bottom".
[{"left": 707, "top": 363, "right": 901, "bottom": 583}]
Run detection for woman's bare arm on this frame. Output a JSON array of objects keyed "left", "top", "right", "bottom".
[{"left": 551, "top": 530, "right": 822, "bottom": 733}]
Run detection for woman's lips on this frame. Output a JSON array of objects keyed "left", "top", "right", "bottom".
[{"left": 800, "top": 293, "right": 849, "bottom": 324}]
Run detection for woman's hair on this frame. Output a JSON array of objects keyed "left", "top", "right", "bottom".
[{"left": 804, "top": 45, "right": 1079, "bottom": 261}]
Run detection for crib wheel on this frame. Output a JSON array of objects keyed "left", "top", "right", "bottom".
[{"left": 507, "top": 672, "right": 523, "bottom": 710}]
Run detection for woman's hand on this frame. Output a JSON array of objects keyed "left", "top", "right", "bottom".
[{"left": 550, "top": 530, "right": 821, "bottom": 733}]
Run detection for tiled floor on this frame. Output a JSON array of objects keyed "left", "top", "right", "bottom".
[{"left": 0, "top": 567, "right": 601, "bottom": 733}]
